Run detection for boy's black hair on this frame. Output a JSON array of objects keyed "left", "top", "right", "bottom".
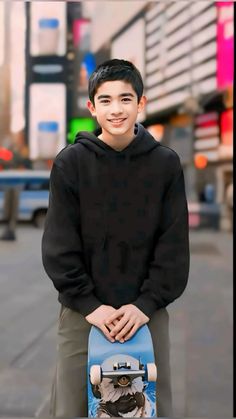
[{"left": 88, "top": 59, "right": 144, "bottom": 105}]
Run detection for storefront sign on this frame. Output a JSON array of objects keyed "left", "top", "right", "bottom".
[
  {"left": 72, "top": 19, "right": 90, "bottom": 50},
  {"left": 194, "top": 112, "right": 220, "bottom": 157},
  {"left": 68, "top": 117, "right": 96, "bottom": 144},
  {"left": 221, "top": 109, "right": 233, "bottom": 146},
  {"left": 216, "top": 2, "right": 234, "bottom": 88},
  {"left": 29, "top": 83, "right": 66, "bottom": 159},
  {"left": 30, "top": 3, "right": 67, "bottom": 56},
  {"left": 219, "top": 109, "right": 233, "bottom": 159}
]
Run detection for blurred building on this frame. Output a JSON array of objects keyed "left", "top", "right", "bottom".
[
  {"left": 88, "top": 1, "right": 233, "bottom": 231},
  {"left": 0, "top": 2, "right": 11, "bottom": 146},
  {"left": 1, "top": 2, "right": 98, "bottom": 170},
  {"left": 24, "top": 2, "right": 97, "bottom": 171}
]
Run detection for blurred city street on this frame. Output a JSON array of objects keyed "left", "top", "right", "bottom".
[
  {"left": 0, "top": 224, "right": 232, "bottom": 418},
  {"left": 0, "top": 1, "right": 234, "bottom": 418}
]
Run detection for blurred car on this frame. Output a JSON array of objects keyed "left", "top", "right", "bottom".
[{"left": 0, "top": 170, "right": 50, "bottom": 228}]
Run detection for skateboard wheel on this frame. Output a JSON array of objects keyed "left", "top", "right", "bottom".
[
  {"left": 90, "top": 365, "right": 102, "bottom": 385},
  {"left": 146, "top": 363, "right": 157, "bottom": 381}
]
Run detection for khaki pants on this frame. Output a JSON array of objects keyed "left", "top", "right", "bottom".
[{"left": 50, "top": 306, "right": 173, "bottom": 417}]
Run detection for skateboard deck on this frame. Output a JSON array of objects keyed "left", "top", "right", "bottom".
[{"left": 87, "top": 324, "right": 157, "bottom": 417}]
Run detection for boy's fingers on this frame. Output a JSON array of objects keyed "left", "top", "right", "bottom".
[
  {"left": 112, "top": 319, "right": 119, "bottom": 328},
  {"left": 115, "top": 320, "right": 133, "bottom": 341},
  {"left": 106, "top": 309, "right": 123, "bottom": 324},
  {"left": 100, "top": 325, "right": 115, "bottom": 343},
  {"left": 110, "top": 316, "right": 129, "bottom": 337},
  {"left": 106, "top": 320, "right": 119, "bottom": 332},
  {"left": 123, "top": 324, "right": 138, "bottom": 341}
]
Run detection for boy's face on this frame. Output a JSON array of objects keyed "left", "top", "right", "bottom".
[{"left": 87, "top": 80, "right": 146, "bottom": 142}]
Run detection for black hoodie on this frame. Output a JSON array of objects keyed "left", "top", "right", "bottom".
[{"left": 42, "top": 123, "right": 189, "bottom": 318}]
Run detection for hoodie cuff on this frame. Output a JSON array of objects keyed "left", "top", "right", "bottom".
[
  {"left": 132, "top": 293, "right": 159, "bottom": 319},
  {"left": 58, "top": 292, "right": 102, "bottom": 318}
]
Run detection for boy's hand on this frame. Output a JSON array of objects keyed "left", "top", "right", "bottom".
[
  {"left": 105, "top": 304, "right": 150, "bottom": 343},
  {"left": 85, "top": 305, "right": 120, "bottom": 343}
]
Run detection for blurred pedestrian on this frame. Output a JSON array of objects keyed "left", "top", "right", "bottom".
[
  {"left": 0, "top": 186, "right": 20, "bottom": 240},
  {"left": 42, "top": 59, "right": 190, "bottom": 417}
]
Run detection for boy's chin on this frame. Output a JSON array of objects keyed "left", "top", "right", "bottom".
[
  {"left": 104, "top": 123, "right": 136, "bottom": 137},
  {"left": 109, "top": 129, "right": 134, "bottom": 141}
]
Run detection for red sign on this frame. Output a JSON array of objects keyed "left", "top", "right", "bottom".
[
  {"left": 0, "top": 148, "right": 13, "bottom": 161},
  {"left": 220, "top": 109, "right": 233, "bottom": 145}
]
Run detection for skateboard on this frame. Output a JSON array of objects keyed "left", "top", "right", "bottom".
[{"left": 87, "top": 324, "right": 157, "bottom": 417}]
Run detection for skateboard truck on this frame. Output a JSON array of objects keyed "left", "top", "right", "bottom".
[
  {"left": 101, "top": 359, "right": 145, "bottom": 388},
  {"left": 103, "top": 369, "right": 145, "bottom": 388},
  {"left": 90, "top": 359, "right": 156, "bottom": 387}
]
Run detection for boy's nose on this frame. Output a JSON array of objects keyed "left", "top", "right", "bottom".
[{"left": 110, "top": 102, "right": 123, "bottom": 114}]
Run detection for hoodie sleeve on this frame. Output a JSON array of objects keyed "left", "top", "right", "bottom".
[
  {"left": 133, "top": 154, "right": 190, "bottom": 318},
  {"left": 41, "top": 157, "right": 102, "bottom": 317}
]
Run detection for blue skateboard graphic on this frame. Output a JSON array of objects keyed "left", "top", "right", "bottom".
[{"left": 87, "top": 325, "right": 157, "bottom": 417}]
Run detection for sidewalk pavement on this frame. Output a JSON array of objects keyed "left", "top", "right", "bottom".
[{"left": 168, "top": 229, "right": 232, "bottom": 417}]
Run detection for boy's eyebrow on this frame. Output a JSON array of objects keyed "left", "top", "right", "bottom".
[
  {"left": 97, "top": 93, "right": 135, "bottom": 100},
  {"left": 120, "top": 93, "right": 135, "bottom": 97}
]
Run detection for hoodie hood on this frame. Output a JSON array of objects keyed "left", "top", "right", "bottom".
[{"left": 74, "top": 123, "right": 160, "bottom": 159}]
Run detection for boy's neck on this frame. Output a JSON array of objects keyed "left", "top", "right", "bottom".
[{"left": 98, "top": 127, "right": 137, "bottom": 152}]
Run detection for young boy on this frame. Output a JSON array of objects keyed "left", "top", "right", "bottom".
[{"left": 42, "top": 59, "right": 190, "bottom": 417}]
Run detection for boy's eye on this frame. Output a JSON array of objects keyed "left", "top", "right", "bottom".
[
  {"left": 122, "top": 98, "right": 132, "bottom": 102},
  {"left": 100, "top": 100, "right": 110, "bottom": 104}
]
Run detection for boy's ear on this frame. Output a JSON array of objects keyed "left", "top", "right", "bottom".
[
  {"left": 87, "top": 100, "right": 96, "bottom": 117},
  {"left": 137, "top": 95, "right": 147, "bottom": 113}
]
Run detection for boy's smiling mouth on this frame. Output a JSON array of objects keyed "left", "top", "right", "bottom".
[{"left": 108, "top": 118, "right": 127, "bottom": 124}]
